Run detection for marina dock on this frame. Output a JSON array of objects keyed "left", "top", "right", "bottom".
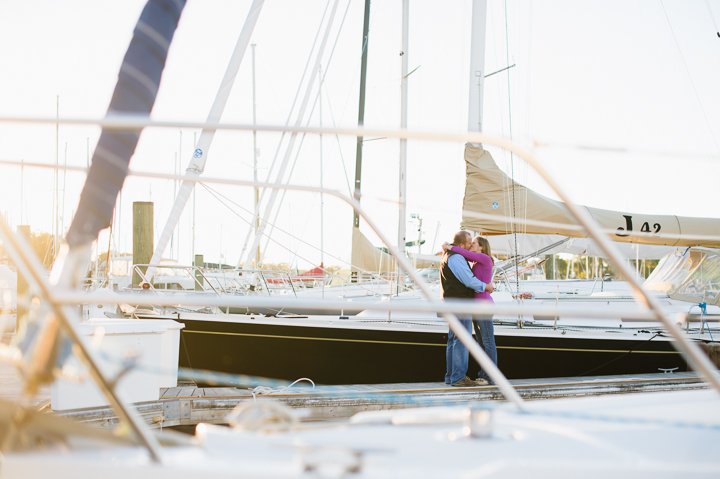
[{"left": 0, "top": 358, "right": 705, "bottom": 429}]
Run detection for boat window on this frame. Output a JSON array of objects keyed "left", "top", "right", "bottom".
[
  {"left": 673, "top": 250, "right": 720, "bottom": 301},
  {"left": 644, "top": 249, "right": 706, "bottom": 293}
]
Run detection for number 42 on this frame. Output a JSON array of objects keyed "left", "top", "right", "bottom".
[{"left": 616, "top": 215, "right": 661, "bottom": 238}]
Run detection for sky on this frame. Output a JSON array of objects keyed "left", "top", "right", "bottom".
[{"left": 0, "top": 0, "right": 718, "bottom": 270}]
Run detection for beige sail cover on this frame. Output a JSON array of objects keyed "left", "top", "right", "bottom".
[
  {"left": 487, "top": 233, "right": 677, "bottom": 259},
  {"left": 350, "top": 229, "right": 439, "bottom": 274},
  {"left": 461, "top": 144, "right": 720, "bottom": 248},
  {"left": 351, "top": 227, "right": 397, "bottom": 274}
]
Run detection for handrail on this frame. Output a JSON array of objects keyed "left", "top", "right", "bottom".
[
  {"left": 130, "top": 264, "right": 221, "bottom": 295},
  {"left": 45, "top": 290, "right": 667, "bottom": 322},
  {"left": 6, "top": 153, "right": 720, "bottom": 246}
]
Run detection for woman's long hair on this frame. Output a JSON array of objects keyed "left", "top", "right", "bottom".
[{"left": 474, "top": 236, "right": 493, "bottom": 266}]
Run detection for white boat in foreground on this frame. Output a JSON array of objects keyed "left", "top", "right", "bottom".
[{"left": 3, "top": 388, "right": 720, "bottom": 478}]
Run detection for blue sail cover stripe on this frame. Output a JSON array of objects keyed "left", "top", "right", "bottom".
[{"left": 66, "top": 0, "right": 185, "bottom": 247}]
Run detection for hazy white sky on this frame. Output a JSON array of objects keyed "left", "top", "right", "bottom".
[{"left": 0, "top": 0, "right": 718, "bottom": 269}]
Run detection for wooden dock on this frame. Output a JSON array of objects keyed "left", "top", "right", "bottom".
[
  {"left": 54, "top": 371, "right": 705, "bottom": 429},
  {"left": 0, "top": 359, "right": 707, "bottom": 429}
]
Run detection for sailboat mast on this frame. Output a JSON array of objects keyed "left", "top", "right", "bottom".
[
  {"left": 241, "top": 0, "right": 340, "bottom": 271},
  {"left": 146, "top": 0, "right": 265, "bottom": 280},
  {"left": 319, "top": 65, "right": 325, "bottom": 298},
  {"left": 468, "top": 0, "right": 487, "bottom": 138},
  {"left": 398, "top": 0, "right": 409, "bottom": 284},
  {"left": 351, "top": 0, "right": 371, "bottom": 277},
  {"left": 251, "top": 42, "right": 260, "bottom": 267}
]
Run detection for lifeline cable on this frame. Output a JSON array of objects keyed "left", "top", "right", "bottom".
[{"left": 199, "top": 181, "right": 412, "bottom": 295}]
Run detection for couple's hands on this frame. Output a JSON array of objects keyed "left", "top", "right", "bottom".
[{"left": 442, "top": 241, "right": 493, "bottom": 293}]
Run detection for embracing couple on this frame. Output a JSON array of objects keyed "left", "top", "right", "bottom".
[{"left": 440, "top": 230, "right": 498, "bottom": 387}]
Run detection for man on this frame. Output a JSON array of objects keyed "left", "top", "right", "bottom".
[{"left": 440, "top": 230, "right": 494, "bottom": 387}]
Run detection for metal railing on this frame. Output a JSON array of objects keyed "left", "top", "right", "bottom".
[{"left": 131, "top": 264, "right": 221, "bottom": 295}]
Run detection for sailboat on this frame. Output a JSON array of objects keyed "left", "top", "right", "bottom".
[
  {"left": 112, "top": 1, "right": 720, "bottom": 385},
  {"left": 3, "top": 2, "right": 720, "bottom": 477}
]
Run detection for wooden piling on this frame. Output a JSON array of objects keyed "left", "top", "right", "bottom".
[
  {"left": 703, "top": 343, "right": 720, "bottom": 369},
  {"left": 133, "top": 202, "right": 153, "bottom": 285}
]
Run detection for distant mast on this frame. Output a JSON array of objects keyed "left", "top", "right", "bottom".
[
  {"left": 351, "top": 0, "right": 372, "bottom": 278},
  {"left": 397, "top": 0, "right": 409, "bottom": 278},
  {"left": 146, "top": 0, "right": 265, "bottom": 281},
  {"left": 468, "top": 0, "right": 488, "bottom": 140}
]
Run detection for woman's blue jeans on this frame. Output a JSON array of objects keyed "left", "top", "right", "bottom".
[{"left": 472, "top": 314, "right": 497, "bottom": 381}]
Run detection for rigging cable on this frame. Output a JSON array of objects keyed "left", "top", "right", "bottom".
[
  {"left": 504, "top": 0, "right": 521, "bottom": 307},
  {"left": 705, "top": 0, "right": 720, "bottom": 37},
  {"left": 323, "top": 79, "right": 354, "bottom": 198},
  {"left": 237, "top": 0, "right": 334, "bottom": 264},
  {"left": 198, "top": 182, "right": 410, "bottom": 292},
  {"left": 201, "top": 182, "right": 342, "bottom": 268},
  {"left": 659, "top": 0, "right": 720, "bottom": 157},
  {"left": 256, "top": 0, "right": 355, "bottom": 263},
  {"left": 488, "top": 1, "right": 512, "bottom": 239},
  {"left": 522, "top": 0, "right": 533, "bottom": 251}
]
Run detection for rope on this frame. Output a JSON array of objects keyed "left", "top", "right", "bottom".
[
  {"left": 249, "top": 377, "right": 315, "bottom": 401},
  {"left": 699, "top": 302, "right": 714, "bottom": 341}
]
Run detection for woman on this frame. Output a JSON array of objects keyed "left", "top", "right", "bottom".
[{"left": 442, "top": 236, "right": 497, "bottom": 385}]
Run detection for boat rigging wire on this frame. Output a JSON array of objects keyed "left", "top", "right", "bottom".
[
  {"left": 522, "top": 0, "right": 533, "bottom": 263},
  {"left": 323, "top": 79, "right": 354, "bottom": 198},
  {"left": 504, "top": 0, "right": 521, "bottom": 308},
  {"left": 242, "top": 0, "right": 341, "bottom": 271},
  {"left": 199, "top": 181, "right": 412, "bottom": 293},
  {"left": 8, "top": 156, "right": 720, "bottom": 246},
  {"left": 258, "top": 54, "right": 354, "bottom": 264},
  {"left": 659, "top": 0, "right": 720, "bottom": 157},
  {"left": 705, "top": 0, "right": 720, "bottom": 37},
  {"left": 201, "top": 182, "right": 347, "bottom": 269},
  {"left": 254, "top": 0, "right": 354, "bottom": 263},
  {"left": 238, "top": 0, "right": 334, "bottom": 266}
]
